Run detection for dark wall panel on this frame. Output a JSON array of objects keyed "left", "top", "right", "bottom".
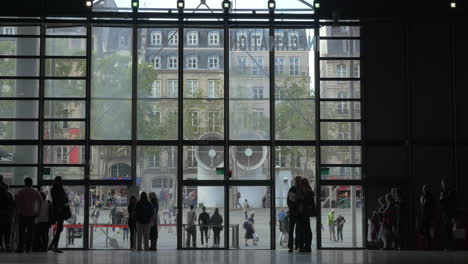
[
  {"left": 363, "top": 21, "right": 407, "bottom": 142},
  {"left": 454, "top": 18, "right": 468, "bottom": 142},
  {"left": 409, "top": 22, "right": 452, "bottom": 142}
]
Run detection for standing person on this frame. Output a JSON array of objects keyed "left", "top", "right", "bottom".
[
  {"left": 159, "top": 189, "right": 164, "bottom": 209},
  {"left": 210, "top": 208, "right": 223, "bottom": 248},
  {"left": 148, "top": 192, "right": 159, "bottom": 251},
  {"left": 280, "top": 211, "right": 290, "bottom": 248},
  {"left": 287, "top": 176, "right": 301, "bottom": 253},
  {"left": 244, "top": 212, "right": 257, "bottom": 246},
  {"left": 327, "top": 209, "right": 336, "bottom": 242},
  {"left": 15, "top": 177, "right": 43, "bottom": 253},
  {"left": 198, "top": 206, "right": 210, "bottom": 247},
  {"left": 420, "top": 184, "right": 434, "bottom": 250},
  {"left": 392, "top": 188, "right": 407, "bottom": 250},
  {"left": 109, "top": 206, "right": 117, "bottom": 232},
  {"left": 122, "top": 210, "right": 129, "bottom": 243},
  {"left": 127, "top": 195, "right": 138, "bottom": 251},
  {"left": 296, "top": 178, "right": 315, "bottom": 252},
  {"left": 335, "top": 215, "right": 346, "bottom": 242},
  {"left": 73, "top": 194, "right": 80, "bottom": 216},
  {"left": 382, "top": 193, "right": 396, "bottom": 249},
  {"left": 135, "top": 192, "right": 154, "bottom": 251},
  {"left": 277, "top": 208, "right": 286, "bottom": 246},
  {"left": 440, "top": 179, "right": 457, "bottom": 250},
  {"left": 35, "top": 192, "right": 51, "bottom": 252},
  {"left": 236, "top": 191, "right": 242, "bottom": 209},
  {"left": 186, "top": 204, "right": 197, "bottom": 248},
  {"left": 243, "top": 199, "right": 250, "bottom": 219},
  {"left": 0, "top": 181, "right": 15, "bottom": 252},
  {"left": 49, "top": 176, "right": 70, "bottom": 253}
]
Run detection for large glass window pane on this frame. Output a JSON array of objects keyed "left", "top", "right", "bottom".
[
  {"left": 90, "top": 146, "right": 131, "bottom": 180},
  {"left": 45, "top": 25, "right": 86, "bottom": 36},
  {"left": 182, "top": 186, "right": 225, "bottom": 248},
  {"left": 320, "top": 102, "right": 361, "bottom": 120},
  {"left": 91, "top": 27, "right": 132, "bottom": 140},
  {"left": 0, "top": 37, "right": 39, "bottom": 55},
  {"left": 43, "top": 121, "right": 85, "bottom": 140},
  {"left": 0, "top": 121, "right": 38, "bottom": 139},
  {"left": 184, "top": 100, "right": 224, "bottom": 140},
  {"left": 43, "top": 145, "right": 84, "bottom": 164},
  {"left": 0, "top": 59, "right": 39, "bottom": 76},
  {"left": 229, "top": 186, "right": 270, "bottom": 249},
  {"left": 230, "top": 28, "right": 270, "bottom": 140},
  {"left": 320, "top": 185, "right": 363, "bottom": 247},
  {"left": 229, "top": 146, "right": 270, "bottom": 180},
  {"left": 46, "top": 38, "right": 86, "bottom": 56},
  {"left": 183, "top": 145, "right": 224, "bottom": 180},
  {"left": 321, "top": 146, "right": 362, "bottom": 165},
  {"left": 137, "top": 28, "right": 178, "bottom": 140},
  {"left": 0, "top": 166, "right": 37, "bottom": 185},
  {"left": 88, "top": 186, "right": 129, "bottom": 249},
  {"left": 0, "top": 79, "right": 39, "bottom": 98},
  {"left": 319, "top": 26, "right": 360, "bottom": 38},
  {"left": 276, "top": 100, "right": 314, "bottom": 140},
  {"left": 320, "top": 167, "right": 362, "bottom": 180},
  {"left": 320, "top": 60, "right": 359, "bottom": 79},
  {"left": 43, "top": 167, "right": 84, "bottom": 180},
  {"left": 0, "top": 100, "right": 38, "bottom": 118},
  {"left": 320, "top": 81, "right": 360, "bottom": 99},
  {"left": 320, "top": 122, "right": 361, "bottom": 140},
  {"left": 320, "top": 39, "right": 360, "bottom": 57},
  {"left": 44, "top": 100, "right": 85, "bottom": 119},
  {"left": 45, "top": 59, "right": 86, "bottom": 77},
  {"left": 45, "top": 80, "right": 85, "bottom": 98},
  {"left": 0, "top": 145, "right": 37, "bottom": 164}
]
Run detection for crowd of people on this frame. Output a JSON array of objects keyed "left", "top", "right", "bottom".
[
  {"left": 185, "top": 205, "right": 224, "bottom": 248},
  {"left": 369, "top": 179, "right": 457, "bottom": 250},
  {"left": 0, "top": 175, "right": 70, "bottom": 253}
]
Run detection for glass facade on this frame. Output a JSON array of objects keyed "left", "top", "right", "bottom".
[{"left": 0, "top": 18, "right": 361, "bottom": 250}]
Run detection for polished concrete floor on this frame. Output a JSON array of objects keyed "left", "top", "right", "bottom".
[{"left": 1, "top": 250, "right": 468, "bottom": 264}]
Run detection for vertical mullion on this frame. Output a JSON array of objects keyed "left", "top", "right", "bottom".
[
  {"left": 359, "top": 25, "right": 367, "bottom": 249},
  {"left": 131, "top": 11, "right": 138, "bottom": 188},
  {"left": 176, "top": 10, "right": 184, "bottom": 249},
  {"left": 314, "top": 21, "right": 322, "bottom": 249},
  {"left": 223, "top": 8, "right": 230, "bottom": 250},
  {"left": 268, "top": 9, "right": 275, "bottom": 250},
  {"left": 83, "top": 17, "right": 92, "bottom": 249},
  {"left": 38, "top": 20, "right": 45, "bottom": 185}
]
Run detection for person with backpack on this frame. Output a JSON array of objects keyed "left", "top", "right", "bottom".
[
  {"left": 210, "top": 208, "right": 223, "bottom": 248},
  {"left": 127, "top": 195, "right": 138, "bottom": 251},
  {"left": 34, "top": 192, "right": 51, "bottom": 252},
  {"left": 296, "top": 178, "right": 315, "bottom": 252},
  {"left": 198, "top": 206, "right": 210, "bottom": 247},
  {"left": 243, "top": 211, "right": 257, "bottom": 246},
  {"left": 186, "top": 204, "right": 197, "bottom": 248},
  {"left": 287, "top": 176, "right": 301, "bottom": 253},
  {"left": 135, "top": 192, "right": 154, "bottom": 251},
  {"left": 15, "top": 177, "right": 43, "bottom": 253},
  {"left": 335, "top": 214, "right": 346, "bottom": 242},
  {"left": 148, "top": 192, "right": 159, "bottom": 251},
  {"left": 49, "top": 176, "right": 70, "bottom": 253},
  {"left": 0, "top": 180, "right": 15, "bottom": 252}
]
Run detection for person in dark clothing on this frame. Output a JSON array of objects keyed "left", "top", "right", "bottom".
[
  {"left": 109, "top": 206, "right": 117, "bottom": 232},
  {"left": 0, "top": 181, "right": 15, "bottom": 252},
  {"left": 287, "top": 176, "right": 301, "bottom": 253},
  {"left": 148, "top": 192, "right": 159, "bottom": 251},
  {"left": 335, "top": 215, "right": 346, "bottom": 242},
  {"left": 127, "top": 195, "right": 138, "bottom": 251},
  {"left": 296, "top": 178, "right": 315, "bottom": 253},
  {"left": 440, "top": 179, "right": 457, "bottom": 250},
  {"left": 15, "top": 177, "right": 43, "bottom": 253},
  {"left": 198, "top": 206, "right": 210, "bottom": 247},
  {"left": 420, "top": 184, "right": 434, "bottom": 250},
  {"left": 49, "top": 176, "right": 69, "bottom": 253},
  {"left": 135, "top": 192, "right": 154, "bottom": 251},
  {"left": 210, "top": 208, "right": 223, "bottom": 248},
  {"left": 391, "top": 187, "right": 407, "bottom": 250}
]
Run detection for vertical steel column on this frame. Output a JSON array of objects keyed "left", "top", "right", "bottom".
[
  {"left": 268, "top": 8, "right": 276, "bottom": 250},
  {"left": 314, "top": 21, "right": 322, "bottom": 249},
  {"left": 449, "top": 20, "right": 458, "bottom": 191},
  {"left": 360, "top": 24, "right": 368, "bottom": 249},
  {"left": 83, "top": 16, "right": 92, "bottom": 249},
  {"left": 38, "top": 20, "right": 45, "bottom": 185},
  {"left": 131, "top": 5, "right": 138, "bottom": 188},
  {"left": 223, "top": 6, "right": 230, "bottom": 250},
  {"left": 176, "top": 8, "right": 184, "bottom": 249}
]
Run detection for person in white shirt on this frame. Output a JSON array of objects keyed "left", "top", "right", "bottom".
[{"left": 186, "top": 205, "right": 197, "bottom": 248}]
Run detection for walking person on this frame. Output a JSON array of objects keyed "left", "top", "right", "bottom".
[
  {"left": 210, "top": 208, "right": 223, "bottom": 248},
  {"left": 236, "top": 191, "right": 242, "bottom": 209},
  {"left": 244, "top": 212, "right": 257, "bottom": 246},
  {"left": 49, "top": 176, "right": 70, "bottom": 253},
  {"left": 243, "top": 199, "right": 250, "bottom": 219},
  {"left": 73, "top": 194, "right": 80, "bottom": 215},
  {"left": 186, "top": 205, "right": 197, "bottom": 248},
  {"left": 127, "top": 195, "right": 138, "bottom": 251},
  {"left": 296, "top": 178, "right": 315, "bottom": 252},
  {"left": 327, "top": 209, "right": 336, "bottom": 242},
  {"left": 148, "top": 192, "right": 159, "bottom": 251},
  {"left": 0, "top": 180, "right": 15, "bottom": 252},
  {"left": 287, "top": 176, "right": 301, "bottom": 253},
  {"left": 440, "top": 179, "right": 457, "bottom": 250},
  {"left": 335, "top": 215, "right": 346, "bottom": 242},
  {"left": 15, "top": 177, "right": 43, "bottom": 253},
  {"left": 420, "top": 184, "right": 434, "bottom": 250},
  {"left": 135, "top": 192, "right": 154, "bottom": 251},
  {"left": 198, "top": 206, "right": 210, "bottom": 247}
]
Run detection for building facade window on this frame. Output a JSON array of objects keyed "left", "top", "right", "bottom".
[
  {"left": 168, "top": 147, "right": 176, "bottom": 168},
  {"left": 187, "top": 56, "right": 198, "bottom": 69},
  {"left": 337, "top": 91, "right": 348, "bottom": 114},
  {"left": 252, "top": 33, "right": 263, "bottom": 50},
  {"left": 149, "top": 108, "right": 161, "bottom": 125},
  {"left": 275, "top": 58, "right": 284, "bottom": 75},
  {"left": 336, "top": 64, "right": 347, "bottom": 78},
  {"left": 275, "top": 146, "right": 286, "bottom": 168},
  {"left": 289, "top": 57, "right": 299, "bottom": 76},
  {"left": 208, "top": 111, "right": 221, "bottom": 133},
  {"left": 168, "top": 56, "right": 178, "bottom": 69},
  {"left": 208, "top": 80, "right": 221, "bottom": 98},
  {"left": 186, "top": 80, "right": 199, "bottom": 97},
  {"left": 253, "top": 110, "right": 263, "bottom": 129},
  {"left": 252, "top": 57, "right": 263, "bottom": 76},
  {"left": 238, "top": 57, "right": 247, "bottom": 74},
  {"left": 187, "top": 31, "right": 198, "bottom": 45},
  {"left": 353, "top": 63, "right": 360, "bottom": 77},
  {"left": 168, "top": 80, "right": 178, "bottom": 97},
  {"left": 208, "top": 31, "right": 220, "bottom": 46},
  {"left": 56, "top": 146, "right": 68, "bottom": 163},
  {"left": 208, "top": 56, "right": 219, "bottom": 69},
  {"left": 252, "top": 87, "right": 264, "bottom": 99},
  {"left": 152, "top": 80, "right": 161, "bottom": 98},
  {"left": 149, "top": 152, "right": 161, "bottom": 168},
  {"left": 168, "top": 31, "right": 178, "bottom": 45},
  {"left": 3, "top": 27, "right": 15, "bottom": 35},
  {"left": 186, "top": 146, "right": 198, "bottom": 168},
  {"left": 189, "top": 112, "right": 200, "bottom": 134},
  {"left": 150, "top": 32, "right": 162, "bottom": 45},
  {"left": 153, "top": 56, "right": 161, "bottom": 69}
]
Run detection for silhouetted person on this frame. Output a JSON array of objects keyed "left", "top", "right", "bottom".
[
  {"left": 0, "top": 180, "right": 14, "bottom": 252},
  {"left": 15, "top": 177, "right": 42, "bottom": 253},
  {"left": 127, "top": 195, "right": 138, "bottom": 251},
  {"left": 49, "top": 176, "right": 69, "bottom": 253},
  {"left": 391, "top": 187, "right": 407, "bottom": 250},
  {"left": 35, "top": 192, "right": 51, "bottom": 252},
  {"left": 186, "top": 204, "right": 197, "bottom": 248},
  {"left": 198, "top": 206, "right": 210, "bottom": 247},
  {"left": 336, "top": 215, "right": 346, "bottom": 242},
  {"left": 440, "top": 179, "right": 457, "bottom": 250},
  {"left": 149, "top": 192, "right": 159, "bottom": 251},
  {"left": 296, "top": 178, "right": 315, "bottom": 252},
  {"left": 420, "top": 184, "right": 434, "bottom": 250},
  {"left": 210, "top": 208, "right": 223, "bottom": 248},
  {"left": 382, "top": 193, "right": 396, "bottom": 249},
  {"left": 135, "top": 192, "right": 154, "bottom": 251},
  {"left": 244, "top": 212, "right": 257, "bottom": 246},
  {"left": 287, "top": 176, "right": 301, "bottom": 253}
]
